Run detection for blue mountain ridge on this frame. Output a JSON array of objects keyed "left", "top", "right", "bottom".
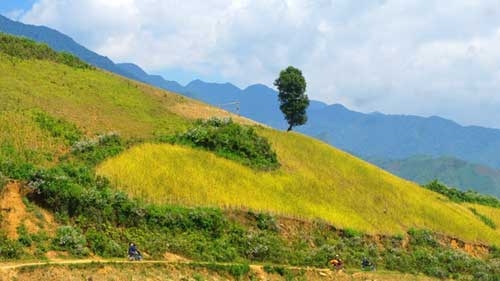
[{"left": 2, "top": 14, "right": 500, "bottom": 196}]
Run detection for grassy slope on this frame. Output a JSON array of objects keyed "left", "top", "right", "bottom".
[
  {"left": 1, "top": 48, "right": 499, "bottom": 245},
  {"left": 98, "top": 130, "right": 500, "bottom": 244},
  {"left": 0, "top": 52, "right": 249, "bottom": 165},
  {"left": 465, "top": 203, "right": 500, "bottom": 234}
]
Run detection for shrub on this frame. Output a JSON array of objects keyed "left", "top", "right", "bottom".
[
  {"left": 247, "top": 211, "right": 279, "bottom": 232},
  {"left": 491, "top": 245, "right": 500, "bottom": 258},
  {"left": 71, "top": 132, "right": 124, "bottom": 165},
  {"left": 263, "top": 264, "right": 286, "bottom": 275},
  {"left": 168, "top": 118, "right": 279, "bottom": 170},
  {"left": 192, "top": 262, "right": 250, "bottom": 279},
  {"left": 0, "top": 171, "right": 7, "bottom": 190},
  {"left": 423, "top": 180, "right": 500, "bottom": 208},
  {"left": 0, "top": 161, "right": 36, "bottom": 180},
  {"left": 53, "top": 226, "right": 89, "bottom": 256},
  {"left": 17, "top": 225, "right": 32, "bottom": 247},
  {"left": 33, "top": 111, "right": 82, "bottom": 145},
  {"left": 469, "top": 208, "right": 497, "bottom": 229},
  {"left": 343, "top": 228, "right": 362, "bottom": 238},
  {"left": 242, "top": 232, "right": 284, "bottom": 262},
  {"left": 408, "top": 228, "right": 438, "bottom": 248},
  {"left": 0, "top": 234, "right": 23, "bottom": 259},
  {"left": 383, "top": 248, "right": 415, "bottom": 273},
  {"left": 86, "top": 229, "right": 123, "bottom": 257}
]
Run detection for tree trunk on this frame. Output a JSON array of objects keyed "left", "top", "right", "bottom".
[{"left": 287, "top": 124, "right": 293, "bottom": 131}]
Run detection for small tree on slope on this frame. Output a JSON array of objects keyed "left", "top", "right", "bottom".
[{"left": 274, "top": 66, "right": 310, "bottom": 131}]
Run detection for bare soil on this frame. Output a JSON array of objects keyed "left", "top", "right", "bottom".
[{"left": 0, "top": 182, "right": 55, "bottom": 239}]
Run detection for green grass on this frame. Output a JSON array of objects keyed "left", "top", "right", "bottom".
[
  {"left": 0, "top": 48, "right": 247, "bottom": 167},
  {"left": 0, "top": 33, "right": 90, "bottom": 69},
  {"left": 98, "top": 129, "right": 500, "bottom": 245},
  {"left": 0, "top": 53, "right": 188, "bottom": 138}
]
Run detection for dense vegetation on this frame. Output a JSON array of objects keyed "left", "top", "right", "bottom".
[
  {"left": 0, "top": 33, "right": 90, "bottom": 69},
  {"left": 2, "top": 157, "right": 500, "bottom": 279},
  {"left": 99, "top": 130, "right": 500, "bottom": 245},
  {"left": 424, "top": 180, "right": 500, "bottom": 208},
  {"left": 166, "top": 118, "right": 279, "bottom": 170}
]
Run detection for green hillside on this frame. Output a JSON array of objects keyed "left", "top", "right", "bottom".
[
  {"left": 1, "top": 34, "right": 497, "bottom": 243},
  {"left": 368, "top": 155, "right": 500, "bottom": 198},
  {"left": 98, "top": 131, "right": 500, "bottom": 244},
  {"left": 1, "top": 33, "right": 500, "bottom": 279}
]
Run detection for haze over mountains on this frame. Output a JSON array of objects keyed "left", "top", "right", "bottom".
[{"left": 2, "top": 14, "right": 500, "bottom": 197}]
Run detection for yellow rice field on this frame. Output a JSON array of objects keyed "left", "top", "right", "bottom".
[{"left": 98, "top": 129, "right": 500, "bottom": 245}]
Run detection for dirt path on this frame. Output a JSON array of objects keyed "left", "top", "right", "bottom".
[
  {"left": 0, "top": 259, "right": 437, "bottom": 281},
  {"left": 0, "top": 259, "right": 337, "bottom": 280},
  {"left": 0, "top": 258, "right": 148, "bottom": 269}
]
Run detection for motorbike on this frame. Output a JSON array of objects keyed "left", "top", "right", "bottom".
[
  {"left": 361, "top": 259, "right": 375, "bottom": 271},
  {"left": 329, "top": 258, "right": 344, "bottom": 271},
  {"left": 128, "top": 251, "right": 142, "bottom": 261}
]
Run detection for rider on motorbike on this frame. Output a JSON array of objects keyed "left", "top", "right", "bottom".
[
  {"left": 361, "top": 256, "right": 375, "bottom": 271},
  {"left": 128, "top": 242, "right": 142, "bottom": 261},
  {"left": 329, "top": 254, "right": 344, "bottom": 270}
]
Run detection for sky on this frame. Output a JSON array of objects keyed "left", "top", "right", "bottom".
[{"left": 2, "top": 0, "right": 500, "bottom": 129}]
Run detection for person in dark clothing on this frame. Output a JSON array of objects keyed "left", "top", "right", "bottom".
[
  {"left": 361, "top": 256, "right": 375, "bottom": 271},
  {"left": 128, "top": 242, "right": 142, "bottom": 261}
]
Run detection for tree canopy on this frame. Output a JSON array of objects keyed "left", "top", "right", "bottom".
[{"left": 274, "top": 66, "right": 310, "bottom": 131}]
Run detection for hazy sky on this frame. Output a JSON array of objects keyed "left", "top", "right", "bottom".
[{"left": 3, "top": 0, "right": 500, "bottom": 128}]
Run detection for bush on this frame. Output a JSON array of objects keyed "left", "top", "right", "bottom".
[
  {"left": 168, "top": 118, "right": 279, "bottom": 170},
  {"left": 491, "top": 245, "right": 500, "bottom": 258},
  {"left": 242, "top": 232, "right": 284, "bottom": 262},
  {"left": 192, "top": 262, "right": 250, "bottom": 279},
  {"left": 71, "top": 132, "right": 125, "bottom": 165},
  {"left": 423, "top": 180, "right": 500, "bottom": 208},
  {"left": 0, "top": 234, "right": 23, "bottom": 259},
  {"left": 469, "top": 208, "right": 497, "bottom": 229},
  {"left": 408, "top": 228, "right": 438, "bottom": 248},
  {"left": 17, "top": 225, "right": 32, "bottom": 247},
  {"left": 247, "top": 211, "right": 279, "bottom": 232},
  {"left": 0, "top": 171, "right": 7, "bottom": 190},
  {"left": 383, "top": 248, "right": 415, "bottom": 273},
  {"left": 343, "top": 228, "right": 362, "bottom": 238},
  {"left": 0, "top": 161, "right": 36, "bottom": 180},
  {"left": 263, "top": 264, "right": 287, "bottom": 275},
  {"left": 33, "top": 111, "right": 82, "bottom": 145},
  {"left": 86, "top": 229, "right": 123, "bottom": 257},
  {"left": 53, "top": 226, "right": 89, "bottom": 256}
]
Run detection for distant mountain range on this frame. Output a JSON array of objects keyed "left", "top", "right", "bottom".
[
  {"left": 0, "top": 15, "right": 183, "bottom": 93},
  {"left": 2, "top": 14, "right": 500, "bottom": 196},
  {"left": 368, "top": 155, "right": 500, "bottom": 197}
]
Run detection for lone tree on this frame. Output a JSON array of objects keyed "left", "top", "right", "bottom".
[{"left": 274, "top": 66, "right": 310, "bottom": 131}]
